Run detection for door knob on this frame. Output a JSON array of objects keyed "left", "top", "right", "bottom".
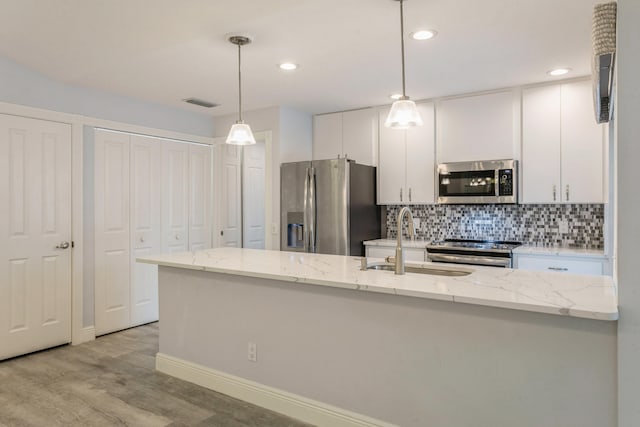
[{"left": 56, "top": 241, "right": 70, "bottom": 249}]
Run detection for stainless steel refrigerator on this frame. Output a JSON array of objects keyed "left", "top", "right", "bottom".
[{"left": 280, "top": 158, "right": 381, "bottom": 256}]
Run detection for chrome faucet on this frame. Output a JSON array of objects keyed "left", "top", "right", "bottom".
[{"left": 395, "top": 207, "right": 416, "bottom": 275}]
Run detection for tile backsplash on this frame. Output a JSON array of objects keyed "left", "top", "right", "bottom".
[{"left": 386, "top": 204, "right": 604, "bottom": 249}]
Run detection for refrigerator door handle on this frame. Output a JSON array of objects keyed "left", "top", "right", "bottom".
[
  {"left": 303, "top": 167, "right": 310, "bottom": 252},
  {"left": 309, "top": 166, "right": 316, "bottom": 253}
]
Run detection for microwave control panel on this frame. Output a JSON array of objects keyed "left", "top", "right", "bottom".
[{"left": 498, "top": 169, "right": 513, "bottom": 196}]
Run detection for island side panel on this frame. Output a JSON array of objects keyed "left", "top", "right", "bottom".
[{"left": 157, "top": 266, "right": 616, "bottom": 427}]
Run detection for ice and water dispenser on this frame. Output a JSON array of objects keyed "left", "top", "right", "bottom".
[{"left": 286, "top": 212, "right": 304, "bottom": 249}]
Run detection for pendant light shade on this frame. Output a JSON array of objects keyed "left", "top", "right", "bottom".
[
  {"left": 226, "top": 34, "right": 256, "bottom": 145},
  {"left": 384, "top": 98, "right": 423, "bottom": 129},
  {"left": 385, "top": 0, "right": 423, "bottom": 129},
  {"left": 226, "top": 122, "right": 256, "bottom": 145}
]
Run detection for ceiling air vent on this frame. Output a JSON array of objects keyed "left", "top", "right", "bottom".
[{"left": 183, "top": 98, "right": 219, "bottom": 108}]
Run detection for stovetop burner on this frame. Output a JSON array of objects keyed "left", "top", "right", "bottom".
[{"left": 427, "top": 239, "right": 522, "bottom": 253}]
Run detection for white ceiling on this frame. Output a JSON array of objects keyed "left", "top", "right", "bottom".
[{"left": 0, "top": 0, "right": 600, "bottom": 116}]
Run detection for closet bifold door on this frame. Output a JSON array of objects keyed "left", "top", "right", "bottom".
[
  {"left": 188, "top": 143, "right": 212, "bottom": 251},
  {"left": 94, "top": 129, "right": 131, "bottom": 336},
  {"left": 130, "top": 135, "right": 162, "bottom": 327},
  {"left": 162, "top": 141, "right": 189, "bottom": 253}
]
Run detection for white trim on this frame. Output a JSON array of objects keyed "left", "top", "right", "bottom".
[
  {"left": 72, "top": 326, "right": 96, "bottom": 345},
  {"left": 155, "top": 353, "right": 397, "bottom": 427},
  {"left": 255, "top": 131, "right": 274, "bottom": 250},
  {"left": 71, "top": 122, "right": 85, "bottom": 345}
]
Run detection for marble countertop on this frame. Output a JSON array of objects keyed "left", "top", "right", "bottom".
[
  {"left": 138, "top": 248, "right": 618, "bottom": 321},
  {"left": 513, "top": 245, "right": 608, "bottom": 258}
]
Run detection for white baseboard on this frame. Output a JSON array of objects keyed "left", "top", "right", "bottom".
[
  {"left": 72, "top": 326, "right": 96, "bottom": 345},
  {"left": 155, "top": 353, "right": 396, "bottom": 427}
]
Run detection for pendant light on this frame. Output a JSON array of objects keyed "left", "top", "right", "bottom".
[
  {"left": 226, "top": 35, "right": 256, "bottom": 145},
  {"left": 385, "top": 0, "right": 423, "bottom": 129}
]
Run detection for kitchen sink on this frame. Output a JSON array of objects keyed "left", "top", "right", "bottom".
[{"left": 364, "top": 262, "right": 472, "bottom": 277}]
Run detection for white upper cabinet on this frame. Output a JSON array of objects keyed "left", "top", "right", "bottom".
[
  {"left": 437, "top": 91, "right": 518, "bottom": 163},
  {"left": 378, "top": 102, "right": 435, "bottom": 205},
  {"left": 313, "top": 108, "right": 378, "bottom": 166},
  {"left": 522, "top": 80, "right": 604, "bottom": 203}
]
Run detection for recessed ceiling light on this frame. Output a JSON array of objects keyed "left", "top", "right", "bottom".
[
  {"left": 390, "top": 93, "right": 403, "bottom": 100},
  {"left": 547, "top": 68, "right": 571, "bottom": 76},
  {"left": 411, "top": 29, "right": 437, "bottom": 41},
  {"left": 279, "top": 62, "right": 298, "bottom": 71}
]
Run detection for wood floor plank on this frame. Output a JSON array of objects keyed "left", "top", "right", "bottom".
[{"left": 0, "top": 323, "right": 312, "bottom": 427}]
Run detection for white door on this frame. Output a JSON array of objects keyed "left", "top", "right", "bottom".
[
  {"left": 94, "top": 129, "right": 131, "bottom": 336},
  {"left": 377, "top": 106, "right": 406, "bottom": 204},
  {"left": 560, "top": 80, "right": 605, "bottom": 203},
  {"left": 162, "top": 141, "right": 189, "bottom": 253},
  {"left": 0, "top": 114, "right": 72, "bottom": 360},
  {"left": 522, "top": 85, "right": 562, "bottom": 203},
  {"left": 342, "top": 108, "right": 378, "bottom": 166},
  {"left": 243, "top": 142, "right": 266, "bottom": 249},
  {"left": 406, "top": 102, "right": 436, "bottom": 204},
  {"left": 189, "top": 144, "right": 212, "bottom": 251},
  {"left": 219, "top": 144, "right": 242, "bottom": 247},
  {"left": 130, "top": 135, "right": 162, "bottom": 326},
  {"left": 312, "top": 113, "right": 342, "bottom": 161}
]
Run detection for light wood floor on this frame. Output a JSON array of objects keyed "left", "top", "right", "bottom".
[{"left": 0, "top": 323, "right": 312, "bottom": 427}]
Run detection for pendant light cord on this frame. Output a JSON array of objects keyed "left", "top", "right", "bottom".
[
  {"left": 237, "top": 43, "right": 243, "bottom": 122},
  {"left": 399, "top": 0, "right": 406, "bottom": 98}
]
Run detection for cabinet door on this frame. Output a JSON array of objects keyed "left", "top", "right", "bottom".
[
  {"left": 313, "top": 113, "right": 342, "bottom": 161},
  {"left": 522, "top": 85, "right": 562, "bottom": 203},
  {"left": 378, "top": 107, "right": 406, "bottom": 204},
  {"left": 130, "top": 135, "right": 162, "bottom": 326},
  {"left": 561, "top": 80, "right": 605, "bottom": 203},
  {"left": 188, "top": 143, "right": 212, "bottom": 251},
  {"left": 437, "top": 91, "right": 517, "bottom": 163},
  {"left": 515, "top": 255, "right": 604, "bottom": 276},
  {"left": 162, "top": 141, "right": 190, "bottom": 253},
  {"left": 94, "top": 130, "right": 131, "bottom": 336},
  {"left": 406, "top": 102, "right": 435, "bottom": 204},
  {"left": 342, "top": 108, "right": 378, "bottom": 166}
]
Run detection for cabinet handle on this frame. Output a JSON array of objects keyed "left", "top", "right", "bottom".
[
  {"left": 566, "top": 185, "right": 570, "bottom": 202},
  {"left": 400, "top": 188, "right": 403, "bottom": 202},
  {"left": 548, "top": 267, "right": 569, "bottom": 272},
  {"left": 409, "top": 188, "right": 412, "bottom": 202},
  {"left": 552, "top": 185, "right": 557, "bottom": 201}
]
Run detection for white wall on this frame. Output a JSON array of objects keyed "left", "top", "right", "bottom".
[
  {"left": 0, "top": 55, "right": 214, "bottom": 137},
  {"left": 213, "top": 106, "right": 312, "bottom": 249},
  {"left": 158, "top": 268, "right": 617, "bottom": 427},
  {"left": 616, "top": 1, "right": 640, "bottom": 425}
]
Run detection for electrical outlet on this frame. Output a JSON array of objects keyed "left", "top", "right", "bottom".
[
  {"left": 559, "top": 220, "right": 569, "bottom": 234},
  {"left": 247, "top": 342, "right": 257, "bottom": 362},
  {"left": 271, "top": 223, "right": 278, "bottom": 234},
  {"left": 413, "top": 218, "right": 421, "bottom": 230}
]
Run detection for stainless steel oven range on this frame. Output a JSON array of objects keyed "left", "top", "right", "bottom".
[{"left": 426, "top": 239, "right": 522, "bottom": 268}]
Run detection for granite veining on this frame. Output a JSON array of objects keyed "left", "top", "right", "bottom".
[{"left": 138, "top": 248, "right": 618, "bottom": 321}]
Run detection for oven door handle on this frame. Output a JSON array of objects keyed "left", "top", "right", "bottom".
[{"left": 427, "top": 253, "right": 511, "bottom": 268}]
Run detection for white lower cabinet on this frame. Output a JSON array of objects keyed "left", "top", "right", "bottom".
[
  {"left": 365, "top": 246, "right": 426, "bottom": 262},
  {"left": 514, "top": 254, "right": 607, "bottom": 276},
  {"left": 95, "top": 129, "right": 212, "bottom": 335}
]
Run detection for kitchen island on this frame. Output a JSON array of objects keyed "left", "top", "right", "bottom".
[{"left": 138, "top": 247, "right": 618, "bottom": 427}]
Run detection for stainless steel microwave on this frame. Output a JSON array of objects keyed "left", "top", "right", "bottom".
[{"left": 437, "top": 159, "right": 518, "bottom": 204}]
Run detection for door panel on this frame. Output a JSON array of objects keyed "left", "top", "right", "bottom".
[
  {"left": 313, "top": 159, "right": 348, "bottom": 255},
  {"left": 406, "top": 102, "right": 436, "bottom": 204},
  {"left": 189, "top": 144, "right": 212, "bottom": 251},
  {"left": 377, "top": 107, "right": 406, "bottom": 204},
  {"left": 130, "top": 135, "right": 162, "bottom": 326},
  {"left": 95, "top": 130, "right": 130, "bottom": 336},
  {"left": 280, "top": 161, "right": 310, "bottom": 252},
  {"left": 220, "top": 144, "right": 242, "bottom": 247},
  {"left": 243, "top": 143, "right": 265, "bottom": 249},
  {"left": 0, "top": 114, "right": 72, "bottom": 360},
  {"left": 162, "top": 141, "right": 189, "bottom": 253}
]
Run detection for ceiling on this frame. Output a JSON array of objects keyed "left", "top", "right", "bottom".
[{"left": 0, "top": 0, "right": 600, "bottom": 116}]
